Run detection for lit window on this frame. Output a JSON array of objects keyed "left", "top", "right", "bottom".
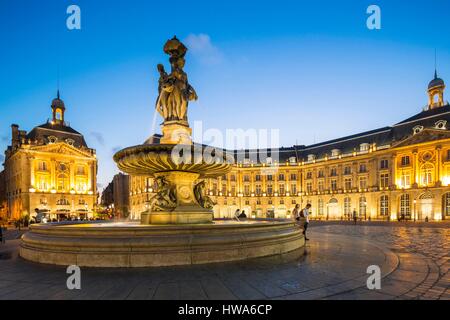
[
  {"left": 401, "top": 156, "right": 411, "bottom": 166},
  {"left": 420, "top": 164, "right": 434, "bottom": 186},
  {"left": 380, "top": 173, "right": 389, "bottom": 188},
  {"left": 400, "top": 194, "right": 411, "bottom": 219},
  {"left": 380, "top": 195, "right": 389, "bottom": 216},
  {"left": 380, "top": 159, "right": 389, "bottom": 169},
  {"left": 344, "top": 197, "right": 351, "bottom": 216}
]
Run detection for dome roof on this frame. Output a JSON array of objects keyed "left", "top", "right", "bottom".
[
  {"left": 51, "top": 90, "right": 65, "bottom": 109},
  {"left": 428, "top": 71, "right": 445, "bottom": 89}
]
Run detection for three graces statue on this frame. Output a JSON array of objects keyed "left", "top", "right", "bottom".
[{"left": 156, "top": 36, "right": 198, "bottom": 123}]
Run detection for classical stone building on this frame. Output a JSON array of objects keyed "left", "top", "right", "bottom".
[
  {"left": 0, "top": 92, "right": 97, "bottom": 221},
  {"left": 129, "top": 73, "right": 450, "bottom": 222},
  {"left": 101, "top": 173, "right": 130, "bottom": 218}
]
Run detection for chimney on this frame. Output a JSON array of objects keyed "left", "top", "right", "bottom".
[{"left": 11, "top": 124, "right": 19, "bottom": 148}]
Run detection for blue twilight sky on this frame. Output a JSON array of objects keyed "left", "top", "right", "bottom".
[{"left": 1, "top": 0, "right": 450, "bottom": 189}]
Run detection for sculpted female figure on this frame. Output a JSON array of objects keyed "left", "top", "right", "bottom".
[{"left": 155, "top": 36, "right": 197, "bottom": 123}]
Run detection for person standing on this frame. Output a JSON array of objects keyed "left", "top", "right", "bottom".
[
  {"left": 301, "top": 204, "right": 311, "bottom": 241},
  {"left": 0, "top": 225, "right": 4, "bottom": 245},
  {"left": 352, "top": 209, "right": 358, "bottom": 225}
]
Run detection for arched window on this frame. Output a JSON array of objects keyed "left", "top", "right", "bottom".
[
  {"left": 400, "top": 194, "right": 411, "bottom": 219},
  {"left": 359, "top": 197, "right": 367, "bottom": 217},
  {"left": 55, "top": 108, "right": 63, "bottom": 120},
  {"left": 57, "top": 174, "right": 69, "bottom": 191},
  {"left": 344, "top": 197, "right": 351, "bottom": 216},
  {"left": 380, "top": 195, "right": 389, "bottom": 216},
  {"left": 420, "top": 164, "right": 434, "bottom": 186}
]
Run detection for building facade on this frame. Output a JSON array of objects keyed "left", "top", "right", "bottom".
[
  {"left": 0, "top": 92, "right": 97, "bottom": 221},
  {"left": 128, "top": 74, "right": 450, "bottom": 222}
]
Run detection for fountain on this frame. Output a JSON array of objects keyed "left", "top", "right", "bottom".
[{"left": 19, "top": 37, "right": 305, "bottom": 267}]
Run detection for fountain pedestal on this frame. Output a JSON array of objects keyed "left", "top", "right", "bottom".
[{"left": 141, "top": 171, "right": 213, "bottom": 225}]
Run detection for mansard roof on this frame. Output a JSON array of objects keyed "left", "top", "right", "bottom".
[{"left": 26, "top": 122, "right": 88, "bottom": 148}]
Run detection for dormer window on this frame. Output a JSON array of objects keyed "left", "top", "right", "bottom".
[
  {"left": 48, "top": 136, "right": 58, "bottom": 144},
  {"left": 289, "top": 156, "right": 297, "bottom": 164},
  {"left": 307, "top": 154, "right": 315, "bottom": 162},
  {"left": 66, "top": 138, "right": 75, "bottom": 146},
  {"left": 331, "top": 149, "right": 341, "bottom": 157},
  {"left": 435, "top": 120, "right": 447, "bottom": 130},
  {"left": 413, "top": 126, "right": 424, "bottom": 135},
  {"left": 360, "top": 143, "right": 370, "bottom": 152},
  {"left": 266, "top": 157, "right": 273, "bottom": 165}
]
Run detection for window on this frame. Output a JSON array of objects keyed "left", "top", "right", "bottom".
[
  {"left": 221, "top": 184, "right": 227, "bottom": 194},
  {"left": 359, "top": 197, "right": 367, "bottom": 217},
  {"left": 289, "top": 157, "right": 297, "bottom": 164},
  {"left": 267, "top": 175, "right": 273, "bottom": 181},
  {"left": 244, "top": 185, "right": 250, "bottom": 196},
  {"left": 344, "top": 166, "right": 352, "bottom": 175},
  {"left": 359, "top": 177, "right": 367, "bottom": 190},
  {"left": 444, "top": 193, "right": 450, "bottom": 216},
  {"left": 330, "top": 168, "right": 337, "bottom": 177},
  {"left": 306, "top": 182, "right": 313, "bottom": 194},
  {"left": 291, "top": 184, "right": 297, "bottom": 195},
  {"left": 420, "top": 164, "right": 434, "bottom": 186},
  {"left": 359, "top": 164, "right": 367, "bottom": 173},
  {"left": 37, "top": 177, "right": 48, "bottom": 191},
  {"left": 268, "top": 199, "right": 273, "bottom": 205},
  {"left": 331, "top": 179, "right": 337, "bottom": 191},
  {"left": 243, "top": 175, "right": 250, "bottom": 182},
  {"left": 280, "top": 199, "right": 285, "bottom": 205},
  {"left": 318, "top": 180, "right": 324, "bottom": 192},
  {"left": 380, "top": 159, "right": 389, "bottom": 169},
  {"left": 57, "top": 174, "right": 69, "bottom": 191},
  {"left": 318, "top": 199, "right": 324, "bottom": 216},
  {"left": 255, "top": 174, "right": 261, "bottom": 182},
  {"left": 306, "top": 172, "right": 313, "bottom": 180},
  {"left": 400, "top": 173, "right": 411, "bottom": 188},
  {"left": 76, "top": 166, "right": 85, "bottom": 175},
  {"left": 38, "top": 161, "right": 48, "bottom": 171},
  {"left": 307, "top": 154, "right": 315, "bottom": 162},
  {"left": 318, "top": 170, "right": 324, "bottom": 178},
  {"left": 380, "top": 173, "right": 389, "bottom": 188},
  {"left": 413, "top": 126, "right": 424, "bottom": 135},
  {"left": 230, "top": 175, "right": 236, "bottom": 182},
  {"left": 400, "top": 194, "right": 411, "bottom": 219},
  {"left": 279, "top": 184, "right": 285, "bottom": 195},
  {"left": 344, "top": 197, "right": 351, "bottom": 216},
  {"left": 380, "top": 195, "right": 389, "bottom": 216},
  {"left": 291, "top": 199, "right": 296, "bottom": 205},
  {"left": 360, "top": 143, "right": 370, "bottom": 152},
  {"left": 79, "top": 199, "right": 86, "bottom": 205},
  {"left": 267, "top": 184, "right": 273, "bottom": 195},
  {"left": 290, "top": 174, "right": 297, "bottom": 181},
  {"left": 331, "top": 149, "right": 341, "bottom": 157},
  {"left": 278, "top": 174, "right": 285, "bottom": 181},
  {"left": 344, "top": 178, "right": 352, "bottom": 190},
  {"left": 56, "top": 198, "right": 70, "bottom": 206},
  {"left": 435, "top": 120, "right": 447, "bottom": 130},
  {"left": 401, "top": 156, "right": 410, "bottom": 166},
  {"left": 231, "top": 186, "right": 236, "bottom": 196},
  {"left": 255, "top": 185, "right": 262, "bottom": 196}
]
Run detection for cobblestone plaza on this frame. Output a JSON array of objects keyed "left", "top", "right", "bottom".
[{"left": 0, "top": 222, "right": 448, "bottom": 300}]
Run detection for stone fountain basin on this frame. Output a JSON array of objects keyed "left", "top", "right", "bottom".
[
  {"left": 20, "top": 220, "right": 305, "bottom": 267},
  {"left": 113, "top": 143, "right": 232, "bottom": 177}
]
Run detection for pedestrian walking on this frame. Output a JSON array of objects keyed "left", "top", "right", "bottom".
[
  {"left": 353, "top": 209, "right": 358, "bottom": 225},
  {"left": 300, "top": 204, "right": 311, "bottom": 241}
]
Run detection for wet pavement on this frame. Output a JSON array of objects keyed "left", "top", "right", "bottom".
[{"left": 0, "top": 223, "right": 448, "bottom": 300}]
